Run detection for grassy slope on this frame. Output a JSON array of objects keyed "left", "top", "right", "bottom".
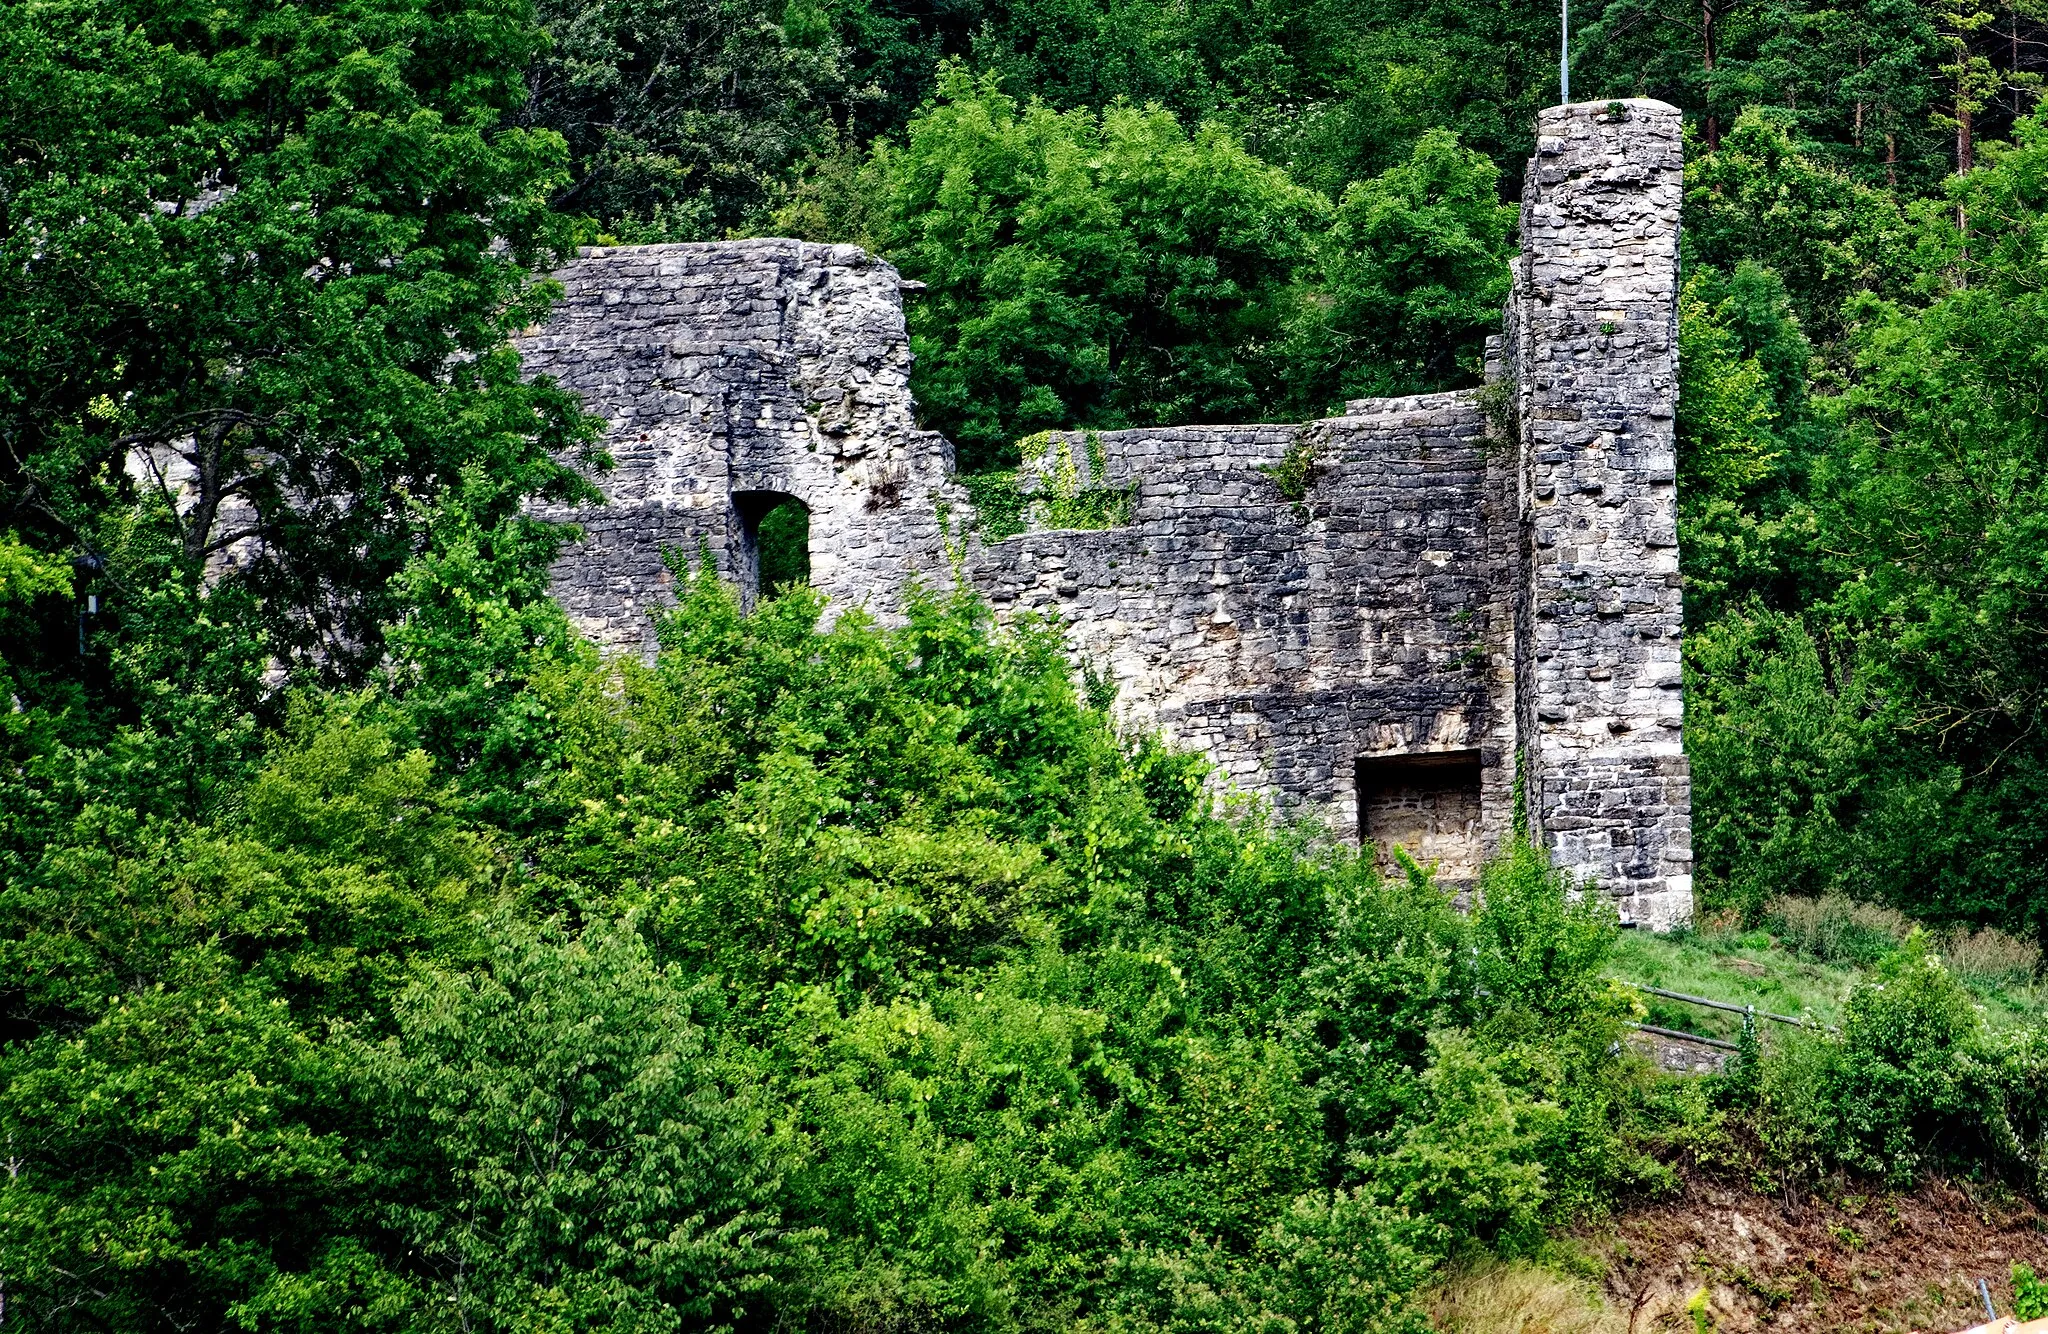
[{"left": 1607, "top": 922, "right": 2045, "bottom": 1044}]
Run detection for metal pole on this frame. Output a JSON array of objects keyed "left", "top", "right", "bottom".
[{"left": 1561, "top": 0, "right": 1570, "bottom": 104}]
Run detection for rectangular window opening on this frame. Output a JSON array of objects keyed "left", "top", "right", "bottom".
[{"left": 1356, "top": 750, "right": 1484, "bottom": 887}]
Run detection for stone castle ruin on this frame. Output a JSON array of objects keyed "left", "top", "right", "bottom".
[{"left": 517, "top": 99, "right": 1694, "bottom": 928}]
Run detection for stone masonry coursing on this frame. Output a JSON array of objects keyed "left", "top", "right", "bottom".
[
  {"left": 1507, "top": 100, "right": 1692, "bottom": 926},
  {"left": 515, "top": 99, "right": 1693, "bottom": 928},
  {"left": 520, "top": 239, "right": 961, "bottom": 656}
]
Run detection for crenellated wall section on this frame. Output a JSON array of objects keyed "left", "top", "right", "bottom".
[{"left": 516, "top": 100, "right": 1693, "bottom": 926}]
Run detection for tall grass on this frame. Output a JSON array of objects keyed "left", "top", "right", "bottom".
[
  {"left": 1764, "top": 894, "right": 2040, "bottom": 987},
  {"left": 1426, "top": 1261, "right": 1625, "bottom": 1334},
  {"left": 1763, "top": 895, "right": 1913, "bottom": 968},
  {"left": 1939, "top": 923, "right": 2041, "bottom": 987}
]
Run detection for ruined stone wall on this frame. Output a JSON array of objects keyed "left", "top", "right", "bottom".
[
  {"left": 517, "top": 239, "right": 962, "bottom": 655},
  {"left": 970, "top": 394, "right": 1513, "bottom": 866},
  {"left": 1508, "top": 99, "right": 1692, "bottom": 927},
  {"left": 514, "top": 99, "right": 1693, "bottom": 926}
]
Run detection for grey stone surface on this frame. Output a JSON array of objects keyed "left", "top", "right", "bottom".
[
  {"left": 1628, "top": 1030, "right": 1732, "bottom": 1075},
  {"left": 514, "top": 100, "right": 1694, "bottom": 927},
  {"left": 518, "top": 238, "right": 965, "bottom": 656},
  {"left": 976, "top": 399, "right": 1514, "bottom": 879},
  {"left": 1506, "top": 99, "right": 1692, "bottom": 928}
]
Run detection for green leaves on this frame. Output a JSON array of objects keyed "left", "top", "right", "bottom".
[
  {"left": 846, "top": 67, "right": 1324, "bottom": 467},
  {"left": 1682, "top": 111, "right": 1908, "bottom": 339},
  {"left": 2017, "top": 1262, "right": 2048, "bottom": 1320},
  {"left": 359, "top": 915, "right": 799, "bottom": 1333},
  {"left": 779, "top": 68, "right": 1512, "bottom": 469},
  {"left": 1283, "top": 128, "right": 1516, "bottom": 405},
  {"left": 0, "top": 0, "right": 600, "bottom": 695},
  {"left": 1, "top": 560, "right": 1672, "bottom": 1330},
  {"left": 1749, "top": 934, "right": 2048, "bottom": 1189},
  {"left": 1364, "top": 1031, "right": 1557, "bottom": 1254},
  {"left": 523, "top": 0, "right": 851, "bottom": 238},
  {"left": 0, "top": 977, "right": 356, "bottom": 1331},
  {"left": 0, "top": 534, "right": 71, "bottom": 604}
]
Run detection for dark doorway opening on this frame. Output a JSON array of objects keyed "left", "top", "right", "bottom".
[
  {"left": 733, "top": 491, "right": 810, "bottom": 607},
  {"left": 1356, "top": 750, "right": 1484, "bottom": 885}
]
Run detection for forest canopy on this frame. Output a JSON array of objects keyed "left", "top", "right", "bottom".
[{"left": 5, "top": 0, "right": 2048, "bottom": 1326}]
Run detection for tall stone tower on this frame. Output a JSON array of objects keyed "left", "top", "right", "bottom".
[{"left": 1506, "top": 99, "right": 1691, "bottom": 927}]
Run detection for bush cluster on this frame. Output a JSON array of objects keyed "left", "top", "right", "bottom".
[
  {"left": 3, "top": 574, "right": 1668, "bottom": 1332},
  {"left": 1732, "top": 934, "right": 2048, "bottom": 1195}
]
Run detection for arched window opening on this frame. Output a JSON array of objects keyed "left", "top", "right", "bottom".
[{"left": 732, "top": 491, "right": 810, "bottom": 608}]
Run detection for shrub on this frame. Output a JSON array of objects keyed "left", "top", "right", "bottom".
[
  {"left": 1471, "top": 842, "right": 1623, "bottom": 1038},
  {"left": 1365, "top": 1031, "right": 1558, "bottom": 1253},
  {"left": 2015, "top": 1263, "right": 2048, "bottom": 1321},
  {"left": 1825, "top": 933, "right": 1988, "bottom": 1183},
  {"left": 1752, "top": 933, "right": 2048, "bottom": 1190},
  {"left": 356, "top": 915, "right": 801, "bottom": 1332}
]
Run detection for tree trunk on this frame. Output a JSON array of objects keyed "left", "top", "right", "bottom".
[
  {"left": 1886, "top": 131, "right": 1898, "bottom": 188},
  {"left": 1703, "top": 0, "right": 1721, "bottom": 148},
  {"left": 184, "top": 422, "right": 229, "bottom": 565},
  {"left": 1854, "top": 42, "right": 1866, "bottom": 149}
]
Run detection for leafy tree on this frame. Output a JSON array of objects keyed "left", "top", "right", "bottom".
[
  {"left": 1575, "top": 0, "right": 1765, "bottom": 148},
  {"left": 781, "top": 66, "right": 1326, "bottom": 468},
  {"left": 813, "top": 0, "right": 1559, "bottom": 195},
  {"left": 777, "top": 72, "right": 1513, "bottom": 466},
  {"left": 1281, "top": 128, "right": 1517, "bottom": 409},
  {"left": 1682, "top": 609, "right": 1871, "bottom": 913},
  {"left": 0, "top": 535, "right": 69, "bottom": 605},
  {"left": 1934, "top": 0, "right": 2007, "bottom": 173},
  {"left": 1576, "top": 0, "right": 1949, "bottom": 184},
  {"left": 521, "top": 0, "right": 851, "bottom": 238},
  {"left": 1686, "top": 110, "right": 2048, "bottom": 944},
  {"left": 1817, "top": 0, "right": 1948, "bottom": 187},
  {"left": 1815, "top": 114, "right": 2048, "bottom": 944},
  {"left": 1674, "top": 261, "right": 1829, "bottom": 624},
  {"left": 0, "top": 0, "right": 601, "bottom": 698},
  {"left": 359, "top": 915, "right": 800, "bottom": 1331},
  {"left": 1681, "top": 111, "right": 1910, "bottom": 341},
  {"left": 1306, "top": 0, "right": 1559, "bottom": 186},
  {"left": 0, "top": 704, "right": 491, "bottom": 1329}
]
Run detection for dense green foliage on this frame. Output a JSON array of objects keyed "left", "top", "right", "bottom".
[
  {"left": 1678, "top": 113, "right": 2048, "bottom": 946},
  {"left": 521, "top": 0, "right": 847, "bottom": 238},
  {"left": 2018, "top": 1262, "right": 2048, "bottom": 1320},
  {"left": 771, "top": 69, "right": 1513, "bottom": 466},
  {"left": 8, "top": 0, "right": 2048, "bottom": 1324},
  {"left": 0, "top": 0, "right": 603, "bottom": 690},
  {"left": 7, "top": 570, "right": 2041, "bottom": 1328},
  {"left": 1748, "top": 934, "right": 2048, "bottom": 1194},
  {"left": 2, "top": 574, "right": 1661, "bottom": 1330}
]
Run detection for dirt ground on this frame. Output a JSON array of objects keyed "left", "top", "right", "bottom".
[{"left": 1586, "top": 1175, "right": 2048, "bottom": 1333}]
